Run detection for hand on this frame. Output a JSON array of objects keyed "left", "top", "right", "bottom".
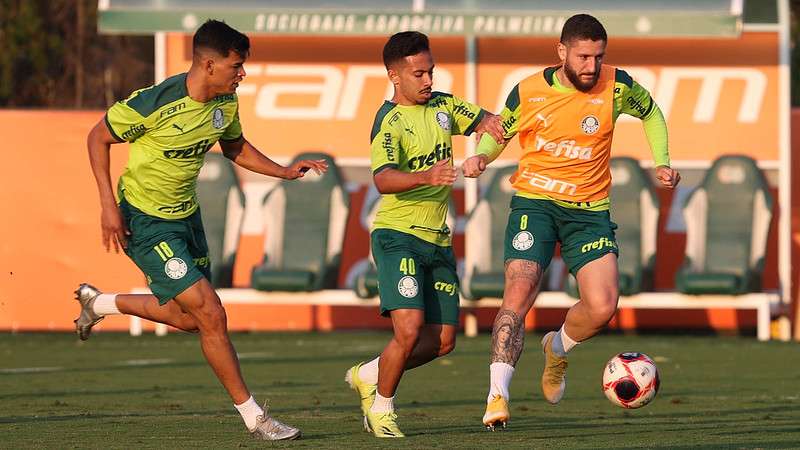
[
  {"left": 285, "top": 159, "right": 328, "bottom": 179},
  {"left": 100, "top": 205, "right": 130, "bottom": 253},
  {"left": 462, "top": 154, "right": 489, "bottom": 178},
  {"left": 655, "top": 166, "right": 680, "bottom": 189},
  {"left": 425, "top": 158, "right": 457, "bottom": 186},
  {"left": 473, "top": 113, "right": 505, "bottom": 145}
]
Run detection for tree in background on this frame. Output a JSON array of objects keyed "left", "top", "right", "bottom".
[{"left": 0, "top": 0, "right": 153, "bottom": 108}]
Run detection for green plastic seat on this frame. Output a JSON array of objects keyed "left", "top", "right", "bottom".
[
  {"left": 675, "top": 155, "right": 773, "bottom": 295},
  {"left": 251, "top": 152, "right": 350, "bottom": 292},
  {"left": 353, "top": 184, "right": 457, "bottom": 299},
  {"left": 461, "top": 165, "right": 519, "bottom": 300},
  {"left": 565, "top": 157, "right": 661, "bottom": 297},
  {"left": 196, "top": 152, "right": 245, "bottom": 288}
]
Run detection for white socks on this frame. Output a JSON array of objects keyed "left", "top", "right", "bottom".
[
  {"left": 92, "top": 294, "right": 120, "bottom": 316},
  {"left": 358, "top": 357, "right": 380, "bottom": 385},
  {"left": 487, "top": 362, "right": 515, "bottom": 403},
  {"left": 551, "top": 325, "right": 579, "bottom": 357},
  {"left": 370, "top": 392, "right": 395, "bottom": 413},
  {"left": 234, "top": 395, "right": 264, "bottom": 431}
]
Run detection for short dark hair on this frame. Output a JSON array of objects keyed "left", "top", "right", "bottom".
[
  {"left": 560, "top": 14, "right": 607, "bottom": 44},
  {"left": 382, "top": 31, "right": 430, "bottom": 69},
  {"left": 193, "top": 19, "right": 250, "bottom": 58}
]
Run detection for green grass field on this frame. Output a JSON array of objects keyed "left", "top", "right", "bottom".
[{"left": 1, "top": 331, "right": 798, "bottom": 449}]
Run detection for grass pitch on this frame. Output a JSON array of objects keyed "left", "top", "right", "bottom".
[{"left": 1, "top": 331, "right": 798, "bottom": 449}]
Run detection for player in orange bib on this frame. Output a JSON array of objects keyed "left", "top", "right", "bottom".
[{"left": 462, "top": 14, "right": 681, "bottom": 429}]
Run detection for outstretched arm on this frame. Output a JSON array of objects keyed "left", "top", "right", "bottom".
[
  {"left": 219, "top": 137, "right": 328, "bottom": 180},
  {"left": 87, "top": 118, "right": 130, "bottom": 253}
]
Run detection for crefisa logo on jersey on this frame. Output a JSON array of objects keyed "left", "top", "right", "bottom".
[
  {"left": 211, "top": 108, "right": 225, "bottom": 129},
  {"left": 164, "top": 257, "right": 188, "bottom": 280},
  {"left": 397, "top": 276, "right": 419, "bottom": 298},
  {"left": 436, "top": 111, "right": 451, "bottom": 131},
  {"left": 512, "top": 231, "right": 534, "bottom": 251},
  {"left": 581, "top": 115, "right": 600, "bottom": 135}
]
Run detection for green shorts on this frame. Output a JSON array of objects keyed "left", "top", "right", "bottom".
[
  {"left": 371, "top": 228, "right": 460, "bottom": 326},
  {"left": 504, "top": 196, "right": 618, "bottom": 276},
  {"left": 120, "top": 197, "right": 211, "bottom": 304}
]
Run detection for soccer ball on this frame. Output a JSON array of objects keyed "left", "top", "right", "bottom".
[{"left": 602, "top": 352, "right": 660, "bottom": 408}]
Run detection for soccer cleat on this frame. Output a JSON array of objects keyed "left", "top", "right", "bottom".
[
  {"left": 345, "top": 362, "right": 377, "bottom": 432},
  {"left": 73, "top": 283, "right": 104, "bottom": 341},
  {"left": 482, "top": 394, "right": 510, "bottom": 431},
  {"left": 541, "top": 331, "right": 569, "bottom": 404},
  {"left": 249, "top": 407, "right": 301, "bottom": 441},
  {"left": 366, "top": 410, "right": 404, "bottom": 438}
]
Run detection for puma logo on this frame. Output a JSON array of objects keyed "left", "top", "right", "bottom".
[
  {"left": 536, "top": 113, "right": 553, "bottom": 128},
  {"left": 172, "top": 123, "right": 185, "bottom": 133}
]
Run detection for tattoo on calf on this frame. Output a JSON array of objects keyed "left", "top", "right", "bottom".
[{"left": 490, "top": 308, "right": 526, "bottom": 366}]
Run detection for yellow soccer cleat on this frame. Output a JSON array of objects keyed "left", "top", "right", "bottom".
[
  {"left": 345, "top": 362, "right": 377, "bottom": 432},
  {"left": 482, "top": 394, "right": 509, "bottom": 431},
  {"left": 541, "top": 331, "right": 569, "bottom": 404},
  {"left": 366, "top": 410, "right": 405, "bottom": 438}
]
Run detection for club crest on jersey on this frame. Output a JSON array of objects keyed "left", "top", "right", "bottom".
[
  {"left": 435, "top": 111, "right": 451, "bottom": 131},
  {"left": 398, "top": 276, "right": 419, "bottom": 298},
  {"left": 581, "top": 115, "right": 600, "bottom": 135},
  {"left": 512, "top": 231, "right": 534, "bottom": 251},
  {"left": 164, "top": 257, "right": 188, "bottom": 279},
  {"left": 212, "top": 108, "right": 225, "bottom": 129}
]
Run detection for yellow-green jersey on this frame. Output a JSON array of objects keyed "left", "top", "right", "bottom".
[
  {"left": 105, "top": 72, "right": 243, "bottom": 219},
  {"left": 370, "top": 92, "right": 485, "bottom": 247}
]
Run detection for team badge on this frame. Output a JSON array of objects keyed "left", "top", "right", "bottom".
[
  {"left": 436, "top": 111, "right": 451, "bottom": 131},
  {"left": 164, "top": 257, "right": 188, "bottom": 280},
  {"left": 581, "top": 115, "right": 600, "bottom": 135},
  {"left": 397, "top": 276, "right": 419, "bottom": 298},
  {"left": 512, "top": 231, "right": 534, "bottom": 251},
  {"left": 211, "top": 108, "right": 225, "bottom": 129}
]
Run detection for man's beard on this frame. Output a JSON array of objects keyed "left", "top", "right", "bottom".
[{"left": 564, "top": 63, "right": 599, "bottom": 92}]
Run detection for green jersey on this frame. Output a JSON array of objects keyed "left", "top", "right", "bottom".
[
  {"left": 370, "top": 92, "right": 485, "bottom": 247},
  {"left": 105, "top": 73, "right": 243, "bottom": 219}
]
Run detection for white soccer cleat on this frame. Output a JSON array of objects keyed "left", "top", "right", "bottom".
[{"left": 73, "top": 283, "right": 104, "bottom": 341}]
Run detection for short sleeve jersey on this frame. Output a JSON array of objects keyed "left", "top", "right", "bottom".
[
  {"left": 105, "top": 73, "right": 242, "bottom": 219},
  {"left": 370, "top": 92, "right": 485, "bottom": 246}
]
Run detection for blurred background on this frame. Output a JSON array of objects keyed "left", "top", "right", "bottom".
[{"left": 0, "top": 0, "right": 798, "bottom": 341}]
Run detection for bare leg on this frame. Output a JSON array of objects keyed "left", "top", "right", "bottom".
[
  {"left": 564, "top": 253, "right": 619, "bottom": 341},
  {"left": 376, "top": 309, "right": 424, "bottom": 397},
  {"left": 490, "top": 259, "right": 544, "bottom": 366},
  {"left": 405, "top": 324, "right": 456, "bottom": 370},
  {"left": 116, "top": 294, "right": 198, "bottom": 332},
  {"left": 172, "top": 278, "right": 250, "bottom": 404}
]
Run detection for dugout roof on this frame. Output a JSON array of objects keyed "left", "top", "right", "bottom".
[{"left": 97, "top": 0, "right": 775, "bottom": 37}]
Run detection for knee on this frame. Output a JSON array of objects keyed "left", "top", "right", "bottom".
[
  {"left": 394, "top": 323, "right": 422, "bottom": 351},
  {"left": 586, "top": 294, "right": 618, "bottom": 325},
  {"left": 193, "top": 299, "right": 228, "bottom": 332},
  {"left": 177, "top": 316, "right": 200, "bottom": 333}
]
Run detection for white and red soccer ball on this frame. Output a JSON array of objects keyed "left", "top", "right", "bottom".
[{"left": 602, "top": 352, "right": 660, "bottom": 408}]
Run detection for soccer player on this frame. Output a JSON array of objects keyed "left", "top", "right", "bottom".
[
  {"left": 462, "top": 14, "right": 681, "bottom": 430},
  {"left": 75, "top": 20, "right": 327, "bottom": 441},
  {"left": 345, "top": 31, "right": 504, "bottom": 437}
]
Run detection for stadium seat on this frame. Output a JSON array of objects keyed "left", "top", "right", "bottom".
[
  {"left": 565, "top": 157, "right": 661, "bottom": 297},
  {"left": 461, "top": 165, "right": 519, "bottom": 300},
  {"left": 251, "top": 152, "right": 350, "bottom": 292},
  {"left": 196, "top": 152, "right": 245, "bottom": 288},
  {"left": 675, "top": 155, "right": 773, "bottom": 295},
  {"left": 353, "top": 184, "right": 457, "bottom": 299}
]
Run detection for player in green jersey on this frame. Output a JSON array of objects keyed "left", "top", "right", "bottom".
[
  {"left": 345, "top": 31, "right": 504, "bottom": 437},
  {"left": 75, "top": 20, "right": 327, "bottom": 441}
]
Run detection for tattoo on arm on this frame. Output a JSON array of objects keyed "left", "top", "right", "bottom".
[{"left": 490, "top": 308, "right": 526, "bottom": 366}]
